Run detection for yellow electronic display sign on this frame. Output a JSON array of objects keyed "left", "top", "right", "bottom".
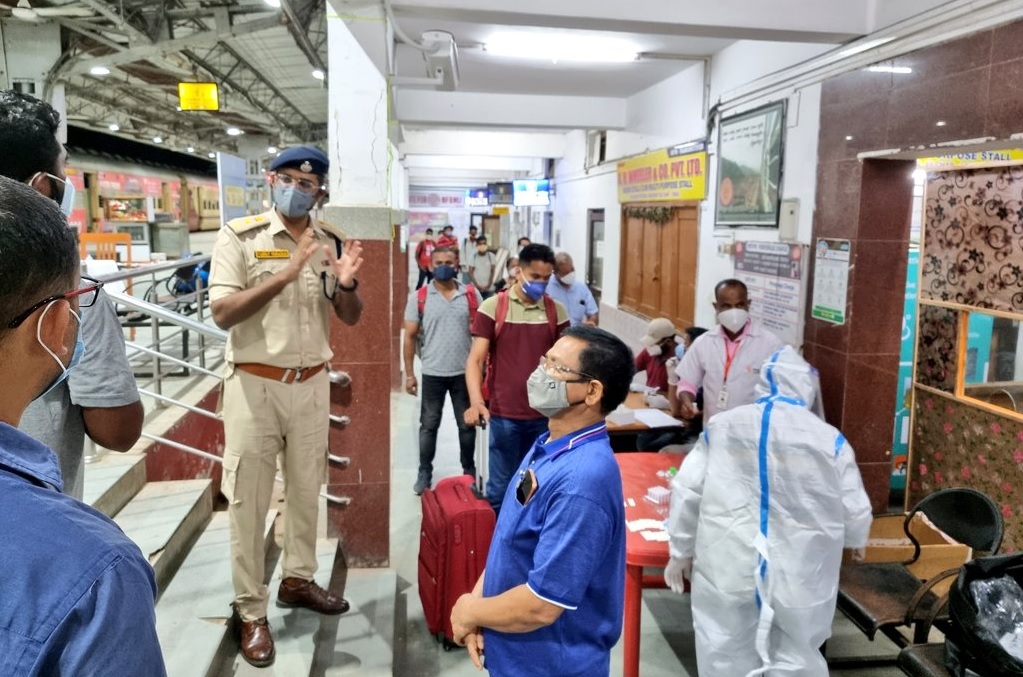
[{"left": 178, "top": 82, "right": 220, "bottom": 111}]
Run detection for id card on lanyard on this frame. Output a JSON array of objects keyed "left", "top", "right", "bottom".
[{"left": 719, "top": 340, "right": 742, "bottom": 410}]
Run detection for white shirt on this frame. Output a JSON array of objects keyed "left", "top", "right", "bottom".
[{"left": 675, "top": 319, "right": 785, "bottom": 422}]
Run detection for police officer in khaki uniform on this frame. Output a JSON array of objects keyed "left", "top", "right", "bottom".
[{"left": 208, "top": 146, "right": 363, "bottom": 668}]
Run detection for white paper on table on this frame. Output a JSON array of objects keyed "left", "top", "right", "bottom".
[
  {"left": 640, "top": 530, "right": 670, "bottom": 542},
  {"left": 627, "top": 518, "right": 665, "bottom": 532},
  {"left": 633, "top": 408, "right": 684, "bottom": 428},
  {"left": 84, "top": 258, "right": 126, "bottom": 294}
]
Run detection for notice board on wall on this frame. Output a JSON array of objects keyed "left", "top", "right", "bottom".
[
  {"left": 734, "top": 241, "right": 803, "bottom": 347},
  {"left": 811, "top": 238, "right": 851, "bottom": 325}
]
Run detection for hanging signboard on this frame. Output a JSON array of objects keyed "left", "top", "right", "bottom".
[
  {"left": 811, "top": 238, "right": 851, "bottom": 324},
  {"left": 617, "top": 142, "right": 707, "bottom": 204},
  {"left": 409, "top": 189, "right": 466, "bottom": 209},
  {"left": 918, "top": 149, "right": 1023, "bottom": 171}
]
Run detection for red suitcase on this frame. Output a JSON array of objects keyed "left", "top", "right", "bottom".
[{"left": 418, "top": 428, "right": 494, "bottom": 648}]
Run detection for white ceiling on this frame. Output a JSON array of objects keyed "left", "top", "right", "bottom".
[{"left": 0, "top": 0, "right": 960, "bottom": 161}]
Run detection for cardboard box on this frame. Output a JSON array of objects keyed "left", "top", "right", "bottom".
[{"left": 845, "top": 514, "right": 971, "bottom": 594}]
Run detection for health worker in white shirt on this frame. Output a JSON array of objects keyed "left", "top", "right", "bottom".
[{"left": 669, "top": 279, "right": 785, "bottom": 424}]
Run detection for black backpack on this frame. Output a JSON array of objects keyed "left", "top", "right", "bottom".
[{"left": 946, "top": 554, "right": 1023, "bottom": 676}]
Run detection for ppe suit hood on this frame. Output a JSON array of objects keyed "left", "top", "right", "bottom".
[{"left": 753, "top": 345, "right": 817, "bottom": 407}]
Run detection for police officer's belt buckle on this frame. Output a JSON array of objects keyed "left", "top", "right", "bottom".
[
  {"left": 236, "top": 362, "right": 325, "bottom": 384},
  {"left": 282, "top": 367, "right": 305, "bottom": 383}
]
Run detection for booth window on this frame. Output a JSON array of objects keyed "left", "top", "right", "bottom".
[{"left": 961, "top": 309, "right": 1023, "bottom": 414}]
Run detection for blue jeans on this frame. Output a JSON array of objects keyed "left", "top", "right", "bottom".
[
  {"left": 419, "top": 374, "right": 475, "bottom": 476},
  {"left": 486, "top": 416, "right": 548, "bottom": 513}
]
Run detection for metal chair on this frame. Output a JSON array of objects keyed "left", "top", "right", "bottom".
[{"left": 837, "top": 487, "right": 1003, "bottom": 648}]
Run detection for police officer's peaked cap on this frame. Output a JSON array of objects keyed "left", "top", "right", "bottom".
[{"left": 270, "top": 145, "right": 329, "bottom": 175}]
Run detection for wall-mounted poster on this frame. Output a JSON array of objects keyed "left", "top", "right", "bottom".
[{"left": 715, "top": 101, "right": 785, "bottom": 227}]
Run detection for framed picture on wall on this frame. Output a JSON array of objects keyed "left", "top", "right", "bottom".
[{"left": 715, "top": 100, "right": 786, "bottom": 227}]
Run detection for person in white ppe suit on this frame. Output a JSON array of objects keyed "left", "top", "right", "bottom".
[{"left": 664, "top": 345, "right": 872, "bottom": 676}]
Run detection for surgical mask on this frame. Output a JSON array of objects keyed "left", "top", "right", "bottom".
[
  {"left": 433, "top": 264, "right": 457, "bottom": 281},
  {"left": 273, "top": 183, "right": 317, "bottom": 218},
  {"left": 521, "top": 279, "right": 547, "bottom": 301},
  {"left": 558, "top": 272, "right": 576, "bottom": 286},
  {"left": 526, "top": 365, "right": 585, "bottom": 418},
  {"left": 648, "top": 343, "right": 663, "bottom": 357},
  {"left": 675, "top": 343, "right": 686, "bottom": 360},
  {"left": 32, "top": 172, "right": 75, "bottom": 217},
  {"left": 476, "top": 246, "right": 488, "bottom": 254},
  {"left": 35, "top": 302, "right": 85, "bottom": 400},
  {"left": 718, "top": 308, "right": 750, "bottom": 334},
  {"left": 56, "top": 176, "right": 75, "bottom": 216},
  {"left": 509, "top": 266, "right": 520, "bottom": 279}
]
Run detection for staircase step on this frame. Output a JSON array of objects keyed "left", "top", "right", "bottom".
[
  {"left": 158, "top": 510, "right": 279, "bottom": 677},
  {"left": 82, "top": 452, "right": 147, "bottom": 517},
  {"left": 113, "top": 479, "right": 212, "bottom": 594},
  {"left": 232, "top": 541, "right": 397, "bottom": 676}
]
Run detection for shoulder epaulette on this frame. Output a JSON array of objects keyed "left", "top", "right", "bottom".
[
  {"left": 226, "top": 213, "right": 271, "bottom": 234},
  {"left": 316, "top": 219, "right": 347, "bottom": 242}
]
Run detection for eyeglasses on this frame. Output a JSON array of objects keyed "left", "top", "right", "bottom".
[
  {"left": 7, "top": 275, "right": 104, "bottom": 328},
  {"left": 538, "top": 355, "right": 595, "bottom": 382},
  {"left": 275, "top": 172, "right": 324, "bottom": 195}
]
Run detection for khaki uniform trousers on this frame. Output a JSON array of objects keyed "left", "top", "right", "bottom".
[{"left": 221, "top": 367, "right": 329, "bottom": 621}]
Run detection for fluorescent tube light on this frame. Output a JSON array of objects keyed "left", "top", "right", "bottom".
[
  {"left": 484, "top": 32, "right": 638, "bottom": 64},
  {"left": 865, "top": 65, "right": 912, "bottom": 74},
  {"left": 838, "top": 37, "right": 896, "bottom": 58}
]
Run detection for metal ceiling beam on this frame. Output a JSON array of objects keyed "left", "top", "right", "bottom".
[
  {"left": 59, "top": 14, "right": 284, "bottom": 76},
  {"left": 56, "top": 17, "right": 128, "bottom": 51},
  {"left": 72, "top": 0, "right": 153, "bottom": 46},
  {"left": 279, "top": 0, "right": 327, "bottom": 74}
]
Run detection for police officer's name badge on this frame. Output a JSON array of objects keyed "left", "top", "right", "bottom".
[{"left": 254, "top": 249, "right": 291, "bottom": 259}]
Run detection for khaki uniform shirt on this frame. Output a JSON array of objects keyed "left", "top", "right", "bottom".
[{"left": 208, "top": 208, "right": 344, "bottom": 367}]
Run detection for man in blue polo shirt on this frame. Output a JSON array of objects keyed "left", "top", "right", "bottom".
[
  {"left": 0, "top": 177, "right": 165, "bottom": 676},
  {"left": 451, "top": 325, "right": 633, "bottom": 676},
  {"left": 545, "top": 252, "right": 598, "bottom": 326}
]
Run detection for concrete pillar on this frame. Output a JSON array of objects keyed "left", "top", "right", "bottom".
[
  {"left": 321, "top": 9, "right": 407, "bottom": 566},
  {"left": 0, "top": 20, "right": 65, "bottom": 140}
]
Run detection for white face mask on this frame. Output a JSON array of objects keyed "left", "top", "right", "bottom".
[
  {"left": 647, "top": 343, "right": 663, "bottom": 357},
  {"left": 31, "top": 172, "right": 75, "bottom": 217},
  {"left": 717, "top": 308, "right": 750, "bottom": 334},
  {"left": 558, "top": 272, "right": 576, "bottom": 286}
]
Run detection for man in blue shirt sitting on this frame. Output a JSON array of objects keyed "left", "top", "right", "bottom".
[
  {"left": 0, "top": 177, "right": 165, "bottom": 676},
  {"left": 451, "top": 325, "right": 633, "bottom": 676},
  {"left": 545, "top": 252, "right": 599, "bottom": 326}
]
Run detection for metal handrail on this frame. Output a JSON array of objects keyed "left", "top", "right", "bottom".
[
  {"left": 107, "top": 290, "right": 226, "bottom": 342},
  {"left": 94, "top": 255, "right": 212, "bottom": 284},
  {"left": 125, "top": 341, "right": 222, "bottom": 380},
  {"left": 103, "top": 269, "right": 352, "bottom": 507}
]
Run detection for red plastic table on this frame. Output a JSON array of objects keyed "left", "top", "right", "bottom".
[{"left": 616, "top": 452, "right": 686, "bottom": 677}]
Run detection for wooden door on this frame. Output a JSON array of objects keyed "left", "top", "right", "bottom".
[{"left": 618, "top": 203, "right": 699, "bottom": 328}]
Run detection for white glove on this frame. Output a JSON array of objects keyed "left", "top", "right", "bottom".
[
  {"left": 664, "top": 556, "right": 692, "bottom": 594},
  {"left": 666, "top": 357, "right": 680, "bottom": 386}
]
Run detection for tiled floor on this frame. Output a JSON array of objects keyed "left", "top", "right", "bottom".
[{"left": 388, "top": 385, "right": 907, "bottom": 676}]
